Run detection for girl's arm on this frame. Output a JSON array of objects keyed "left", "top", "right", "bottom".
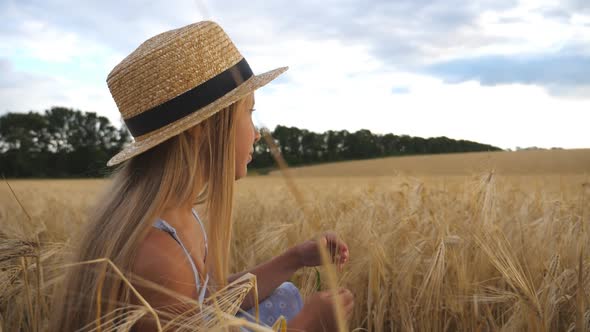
[
  {"left": 228, "top": 246, "right": 301, "bottom": 310},
  {"left": 230, "top": 232, "right": 349, "bottom": 311}
]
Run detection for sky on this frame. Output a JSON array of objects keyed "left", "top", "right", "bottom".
[{"left": 1, "top": 0, "right": 589, "bottom": 150}]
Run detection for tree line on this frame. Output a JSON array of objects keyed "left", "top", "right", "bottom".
[
  {"left": 249, "top": 126, "right": 501, "bottom": 170},
  {"left": 0, "top": 107, "right": 130, "bottom": 178},
  {"left": 0, "top": 107, "right": 501, "bottom": 178}
]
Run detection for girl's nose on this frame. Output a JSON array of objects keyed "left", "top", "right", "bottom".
[{"left": 254, "top": 127, "right": 261, "bottom": 143}]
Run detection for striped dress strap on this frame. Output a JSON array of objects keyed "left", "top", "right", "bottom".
[
  {"left": 152, "top": 208, "right": 209, "bottom": 304},
  {"left": 191, "top": 208, "right": 208, "bottom": 263}
]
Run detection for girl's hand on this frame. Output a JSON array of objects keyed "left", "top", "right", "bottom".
[
  {"left": 288, "top": 288, "right": 354, "bottom": 332},
  {"left": 294, "top": 232, "right": 350, "bottom": 271}
]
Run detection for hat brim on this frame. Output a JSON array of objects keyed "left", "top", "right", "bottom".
[{"left": 107, "top": 66, "right": 288, "bottom": 167}]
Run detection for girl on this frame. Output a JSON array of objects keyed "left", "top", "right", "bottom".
[{"left": 50, "top": 21, "right": 354, "bottom": 331}]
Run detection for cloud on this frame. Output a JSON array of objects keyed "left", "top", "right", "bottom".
[
  {"left": 0, "top": 58, "right": 122, "bottom": 125},
  {"left": 0, "top": 0, "right": 205, "bottom": 55},
  {"left": 424, "top": 50, "right": 590, "bottom": 96},
  {"left": 0, "top": 58, "right": 68, "bottom": 112},
  {"left": 255, "top": 66, "right": 590, "bottom": 150},
  {"left": 567, "top": 0, "right": 590, "bottom": 13},
  {"left": 1, "top": 0, "right": 589, "bottom": 149},
  {"left": 3, "top": 0, "right": 587, "bottom": 72},
  {"left": 391, "top": 86, "right": 411, "bottom": 94},
  {"left": 210, "top": 0, "right": 521, "bottom": 66}
]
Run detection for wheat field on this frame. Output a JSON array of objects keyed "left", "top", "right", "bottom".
[{"left": 1, "top": 149, "right": 589, "bottom": 331}]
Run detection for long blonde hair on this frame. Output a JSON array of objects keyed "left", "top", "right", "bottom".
[{"left": 49, "top": 99, "right": 241, "bottom": 331}]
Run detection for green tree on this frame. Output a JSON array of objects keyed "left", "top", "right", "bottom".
[
  {"left": 301, "top": 130, "right": 324, "bottom": 163},
  {"left": 0, "top": 107, "right": 131, "bottom": 178}
]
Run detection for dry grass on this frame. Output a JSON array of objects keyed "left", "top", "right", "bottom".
[
  {"left": 1, "top": 149, "right": 589, "bottom": 331},
  {"left": 232, "top": 173, "right": 589, "bottom": 331},
  {"left": 270, "top": 148, "right": 590, "bottom": 177}
]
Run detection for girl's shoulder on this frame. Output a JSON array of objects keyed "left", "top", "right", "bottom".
[{"left": 132, "top": 224, "right": 206, "bottom": 302}]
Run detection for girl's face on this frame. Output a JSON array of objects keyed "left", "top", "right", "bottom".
[{"left": 234, "top": 93, "right": 260, "bottom": 180}]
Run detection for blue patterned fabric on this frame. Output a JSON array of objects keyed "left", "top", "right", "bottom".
[{"left": 237, "top": 281, "right": 303, "bottom": 327}]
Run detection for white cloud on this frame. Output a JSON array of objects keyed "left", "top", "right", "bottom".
[
  {"left": 1, "top": 0, "right": 588, "bottom": 150},
  {"left": 472, "top": 6, "right": 590, "bottom": 58},
  {"left": 17, "top": 20, "right": 85, "bottom": 62},
  {"left": 0, "top": 58, "right": 123, "bottom": 124},
  {"left": 252, "top": 39, "right": 590, "bottom": 149}
]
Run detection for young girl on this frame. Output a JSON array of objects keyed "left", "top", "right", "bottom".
[{"left": 50, "top": 21, "right": 354, "bottom": 331}]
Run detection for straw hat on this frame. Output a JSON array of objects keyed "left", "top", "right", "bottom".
[{"left": 106, "top": 21, "right": 288, "bottom": 166}]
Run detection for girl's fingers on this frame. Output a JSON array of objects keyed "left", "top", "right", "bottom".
[
  {"left": 337, "top": 245, "right": 349, "bottom": 265},
  {"left": 318, "top": 232, "right": 349, "bottom": 268},
  {"left": 324, "top": 233, "right": 347, "bottom": 252}
]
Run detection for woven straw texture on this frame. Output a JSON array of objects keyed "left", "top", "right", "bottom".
[{"left": 106, "top": 21, "right": 287, "bottom": 166}]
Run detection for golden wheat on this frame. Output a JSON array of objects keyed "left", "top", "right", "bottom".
[{"left": 1, "top": 151, "right": 589, "bottom": 331}]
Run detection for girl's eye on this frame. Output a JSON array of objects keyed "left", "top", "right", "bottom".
[{"left": 250, "top": 108, "right": 256, "bottom": 113}]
